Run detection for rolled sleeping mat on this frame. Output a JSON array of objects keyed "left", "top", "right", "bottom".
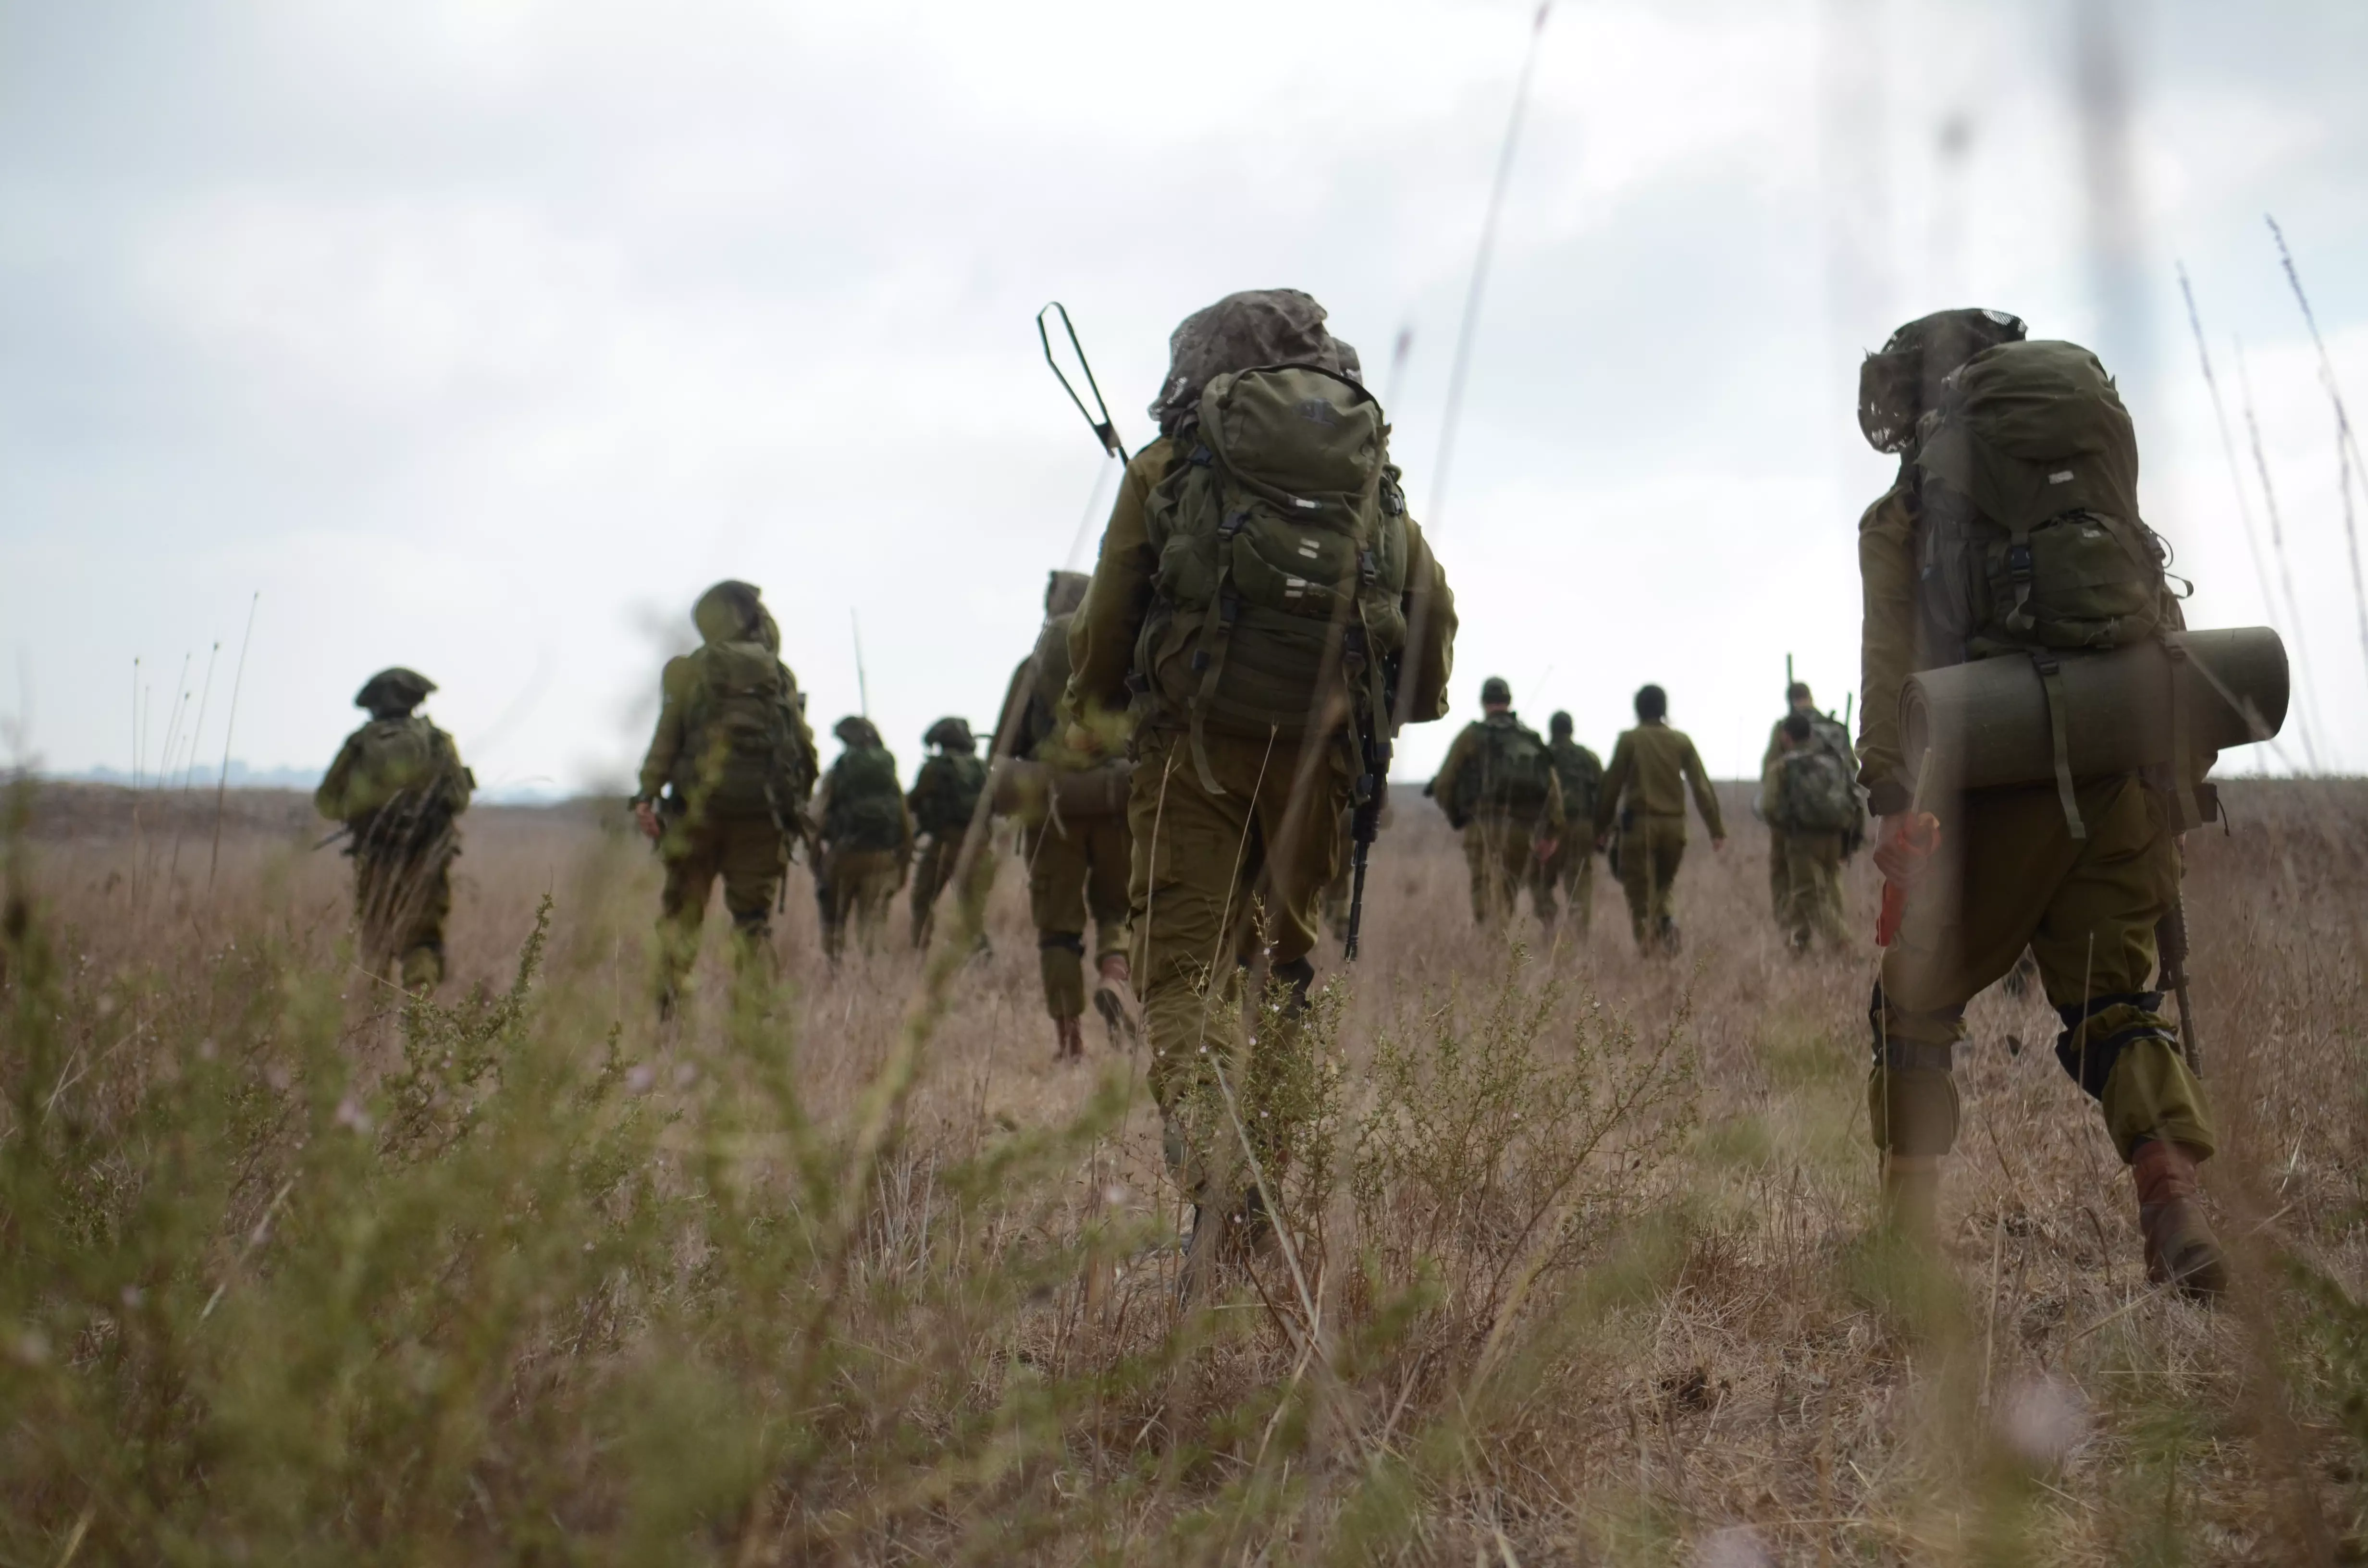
[
  {"left": 1899, "top": 626, "right": 2287, "bottom": 794},
  {"left": 987, "top": 757, "right": 1134, "bottom": 820}
]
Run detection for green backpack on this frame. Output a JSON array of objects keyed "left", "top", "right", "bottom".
[
  {"left": 1549, "top": 739, "right": 1602, "bottom": 824},
  {"left": 337, "top": 718, "right": 472, "bottom": 848},
  {"left": 1134, "top": 364, "right": 1409, "bottom": 789},
  {"left": 1456, "top": 717, "right": 1555, "bottom": 820},
  {"left": 1912, "top": 340, "right": 2172, "bottom": 660},
  {"left": 1778, "top": 746, "right": 1858, "bottom": 833},
  {"left": 824, "top": 745, "right": 906, "bottom": 851},
  {"left": 913, "top": 753, "right": 987, "bottom": 836},
  {"left": 676, "top": 640, "right": 813, "bottom": 821}
]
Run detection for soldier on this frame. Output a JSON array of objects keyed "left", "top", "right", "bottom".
[
  {"left": 1764, "top": 712, "right": 1852, "bottom": 951},
  {"left": 1060, "top": 288, "right": 1456, "bottom": 1264},
  {"left": 1425, "top": 676, "right": 1565, "bottom": 931},
  {"left": 1542, "top": 710, "right": 1604, "bottom": 938},
  {"left": 1592, "top": 684, "right": 1726, "bottom": 953},
  {"left": 813, "top": 716, "right": 913, "bottom": 962},
  {"left": 1855, "top": 308, "right": 2224, "bottom": 1294},
  {"left": 632, "top": 580, "right": 816, "bottom": 1015},
  {"left": 993, "top": 571, "right": 1136, "bottom": 1062},
  {"left": 906, "top": 716, "right": 994, "bottom": 951},
  {"left": 1761, "top": 682, "right": 1854, "bottom": 919},
  {"left": 315, "top": 667, "right": 474, "bottom": 991}
]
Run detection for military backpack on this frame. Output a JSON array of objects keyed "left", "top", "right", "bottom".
[
  {"left": 824, "top": 745, "right": 906, "bottom": 852},
  {"left": 335, "top": 717, "right": 473, "bottom": 851},
  {"left": 1777, "top": 746, "right": 1858, "bottom": 833},
  {"left": 1455, "top": 717, "right": 1555, "bottom": 821},
  {"left": 913, "top": 753, "right": 987, "bottom": 837},
  {"left": 1133, "top": 364, "right": 1409, "bottom": 789},
  {"left": 677, "top": 641, "right": 813, "bottom": 822},
  {"left": 1549, "top": 740, "right": 1603, "bottom": 824}
]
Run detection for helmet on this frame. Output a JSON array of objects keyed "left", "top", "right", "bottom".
[
  {"left": 834, "top": 715, "right": 881, "bottom": 748},
  {"left": 355, "top": 667, "right": 435, "bottom": 717},
  {"left": 1635, "top": 684, "right": 1667, "bottom": 722},
  {"left": 924, "top": 716, "right": 975, "bottom": 753},
  {"left": 1480, "top": 676, "right": 1511, "bottom": 707},
  {"left": 1549, "top": 710, "right": 1573, "bottom": 737},
  {"left": 1858, "top": 307, "right": 2027, "bottom": 453},
  {"left": 692, "top": 580, "right": 766, "bottom": 645}
]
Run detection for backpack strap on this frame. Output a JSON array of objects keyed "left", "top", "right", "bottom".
[
  {"left": 1185, "top": 506, "right": 1251, "bottom": 796},
  {"left": 2002, "top": 522, "right": 2038, "bottom": 637},
  {"left": 2031, "top": 652, "right": 2086, "bottom": 840},
  {"left": 2164, "top": 637, "right": 2202, "bottom": 832}
]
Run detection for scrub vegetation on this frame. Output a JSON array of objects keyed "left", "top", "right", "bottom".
[{"left": 3, "top": 777, "right": 2365, "bottom": 1564}]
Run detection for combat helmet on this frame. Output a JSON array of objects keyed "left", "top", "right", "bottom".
[
  {"left": 692, "top": 580, "right": 768, "bottom": 646},
  {"left": 1549, "top": 710, "right": 1573, "bottom": 737},
  {"left": 1480, "top": 676, "right": 1511, "bottom": 707},
  {"left": 834, "top": 715, "right": 881, "bottom": 749},
  {"left": 355, "top": 667, "right": 435, "bottom": 719},
  {"left": 1858, "top": 307, "right": 2027, "bottom": 453},
  {"left": 924, "top": 716, "right": 976, "bottom": 753}
]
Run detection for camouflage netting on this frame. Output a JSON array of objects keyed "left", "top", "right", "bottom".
[
  {"left": 1148, "top": 289, "right": 1358, "bottom": 436},
  {"left": 1857, "top": 307, "right": 2027, "bottom": 454}
]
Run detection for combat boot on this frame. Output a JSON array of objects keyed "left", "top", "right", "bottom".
[
  {"left": 1881, "top": 1153, "right": 1941, "bottom": 1246},
  {"left": 2131, "top": 1139, "right": 2228, "bottom": 1300},
  {"left": 1093, "top": 954, "right": 1142, "bottom": 1049},
  {"left": 1053, "top": 1015, "right": 1085, "bottom": 1063}
]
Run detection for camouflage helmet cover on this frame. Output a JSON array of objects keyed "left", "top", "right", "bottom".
[
  {"left": 692, "top": 580, "right": 767, "bottom": 646},
  {"left": 924, "top": 716, "right": 975, "bottom": 752},
  {"left": 1549, "top": 709, "right": 1573, "bottom": 736},
  {"left": 834, "top": 715, "right": 881, "bottom": 748},
  {"left": 355, "top": 666, "right": 435, "bottom": 715},
  {"left": 1479, "top": 675, "right": 1511, "bottom": 707},
  {"left": 1858, "top": 308, "right": 2028, "bottom": 453},
  {"left": 1147, "top": 289, "right": 1359, "bottom": 436}
]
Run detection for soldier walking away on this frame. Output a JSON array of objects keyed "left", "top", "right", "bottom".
[
  {"left": 1543, "top": 710, "right": 1604, "bottom": 939},
  {"left": 813, "top": 716, "right": 913, "bottom": 963},
  {"left": 1425, "top": 677, "right": 1565, "bottom": 931},
  {"left": 1593, "top": 684, "right": 1726, "bottom": 953},
  {"left": 1761, "top": 682, "right": 1859, "bottom": 919},
  {"left": 907, "top": 716, "right": 994, "bottom": 952},
  {"left": 1856, "top": 307, "right": 2225, "bottom": 1295},
  {"left": 1764, "top": 712, "right": 1855, "bottom": 952},
  {"left": 992, "top": 570, "right": 1137, "bottom": 1062},
  {"left": 1060, "top": 288, "right": 1456, "bottom": 1280},
  {"left": 316, "top": 667, "right": 474, "bottom": 991},
  {"left": 632, "top": 580, "right": 817, "bottom": 1017}
]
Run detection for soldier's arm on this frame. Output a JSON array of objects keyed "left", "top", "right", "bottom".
[
  {"left": 1683, "top": 737, "right": 1727, "bottom": 838},
  {"left": 1427, "top": 725, "right": 1473, "bottom": 820},
  {"left": 314, "top": 733, "right": 365, "bottom": 821},
  {"left": 1761, "top": 720, "right": 1789, "bottom": 774},
  {"left": 1397, "top": 517, "right": 1457, "bottom": 725},
  {"left": 438, "top": 728, "right": 473, "bottom": 814},
  {"left": 637, "top": 656, "right": 694, "bottom": 802},
  {"left": 1857, "top": 482, "right": 1918, "bottom": 815},
  {"left": 781, "top": 663, "right": 818, "bottom": 802},
  {"left": 1593, "top": 735, "right": 1633, "bottom": 840},
  {"left": 1542, "top": 771, "right": 1566, "bottom": 835},
  {"left": 1064, "top": 439, "right": 1173, "bottom": 724}
]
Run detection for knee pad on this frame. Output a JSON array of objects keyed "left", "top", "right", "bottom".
[{"left": 2052, "top": 990, "right": 2174, "bottom": 1101}]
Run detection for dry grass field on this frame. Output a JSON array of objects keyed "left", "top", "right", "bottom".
[{"left": 4, "top": 773, "right": 2367, "bottom": 1565}]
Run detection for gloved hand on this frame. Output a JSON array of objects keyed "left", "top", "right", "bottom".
[{"left": 1874, "top": 811, "right": 1942, "bottom": 947}]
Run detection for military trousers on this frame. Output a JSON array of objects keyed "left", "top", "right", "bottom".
[
  {"left": 1462, "top": 814, "right": 1556, "bottom": 930},
  {"left": 355, "top": 849, "right": 453, "bottom": 991},
  {"left": 1777, "top": 829, "right": 1848, "bottom": 951},
  {"left": 818, "top": 846, "right": 904, "bottom": 961},
  {"left": 1024, "top": 810, "right": 1131, "bottom": 1019},
  {"left": 657, "top": 813, "right": 785, "bottom": 996},
  {"left": 909, "top": 827, "right": 996, "bottom": 949},
  {"left": 1540, "top": 837, "right": 1596, "bottom": 938},
  {"left": 1767, "top": 832, "right": 1791, "bottom": 921},
  {"left": 1872, "top": 774, "right": 2213, "bottom": 1165},
  {"left": 1614, "top": 814, "right": 1688, "bottom": 950},
  {"left": 1129, "top": 726, "right": 1346, "bottom": 1171}
]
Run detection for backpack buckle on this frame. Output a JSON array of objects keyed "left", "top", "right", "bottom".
[
  {"left": 1357, "top": 548, "right": 1378, "bottom": 586},
  {"left": 1189, "top": 444, "right": 1213, "bottom": 466},
  {"left": 2007, "top": 543, "right": 2034, "bottom": 583},
  {"left": 1219, "top": 510, "right": 1248, "bottom": 539},
  {"left": 1218, "top": 588, "right": 1242, "bottom": 625}
]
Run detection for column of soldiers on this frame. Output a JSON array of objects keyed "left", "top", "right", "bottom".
[{"left": 309, "top": 292, "right": 2230, "bottom": 1300}]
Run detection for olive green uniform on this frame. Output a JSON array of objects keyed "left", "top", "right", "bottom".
[
  {"left": 1428, "top": 714, "right": 1567, "bottom": 929},
  {"left": 1858, "top": 482, "right": 2213, "bottom": 1163},
  {"left": 1762, "top": 746, "right": 1848, "bottom": 951},
  {"left": 813, "top": 749, "right": 913, "bottom": 962},
  {"left": 995, "top": 616, "right": 1134, "bottom": 1023},
  {"left": 1064, "top": 437, "right": 1456, "bottom": 1146},
  {"left": 1542, "top": 736, "right": 1603, "bottom": 937},
  {"left": 637, "top": 645, "right": 814, "bottom": 995},
  {"left": 316, "top": 716, "right": 471, "bottom": 990},
  {"left": 906, "top": 751, "right": 994, "bottom": 948},
  {"left": 1592, "top": 721, "right": 1725, "bottom": 950}
]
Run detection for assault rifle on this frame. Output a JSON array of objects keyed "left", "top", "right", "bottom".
[{"left": 1342, "top": 638, "right": 1395, "bottom": 963}]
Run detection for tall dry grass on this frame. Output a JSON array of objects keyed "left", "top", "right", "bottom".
[{"left": 3, "top": 775, "right": 2366, "bottom": 1563}]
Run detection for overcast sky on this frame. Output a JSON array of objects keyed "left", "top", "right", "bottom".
[{"left": 4, "top": 0, "right": 2365, "bottom": 795}]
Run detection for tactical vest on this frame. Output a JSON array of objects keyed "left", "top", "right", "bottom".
[
  {"left": 1133, "top": 364, "right": 1409, "bottom": 791},
  {"left": 676, "top": 641, "right": 813, "bottom": 822},
  {"left": 1455, "top": 716, "right": 1555, "bottom": 821}
]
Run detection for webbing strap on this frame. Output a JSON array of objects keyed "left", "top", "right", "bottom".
[
  {"left": 2033, "top": 653, "right": 2086, "bottom": 840},
  {"left": 2165, "top": 638, "right": 2202, "bottom": 831},
  {"left": 2004, "top": 526, "right": 2037, "bottom": 636},
  {"left": 1186, "top": 514, "right": 1248, "bottom": 796}
]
